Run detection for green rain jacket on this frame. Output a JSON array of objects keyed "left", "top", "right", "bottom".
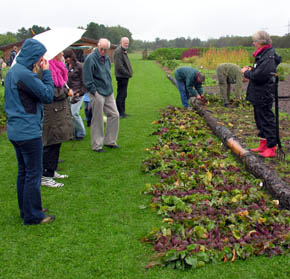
[{"left": 174, "top": 67, "right": 203, "bottom": 97}]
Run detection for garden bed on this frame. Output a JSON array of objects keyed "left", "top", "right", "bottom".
[{"left": 142, "top": 106, "right": 290, "bottom": 269}]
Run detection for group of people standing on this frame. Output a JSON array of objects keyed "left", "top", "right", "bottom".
[
  {"left": 175, "top": 31, "right": 281, "bottom": 159},
  {"left": 4, "top": 36, "right": 133, "bottom": 225},
  {"left": 3, "top": 30, "right": 281, "bottom": 225}
]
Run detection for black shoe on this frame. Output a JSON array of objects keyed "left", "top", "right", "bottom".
[
  {"left": 94, "top": 148, "right": 106, "bottom": 152},
  {"left": 124, "top": 113, "right": 131, "bottom": 117},
  {"left": 224, "top": 104, "right": 230, "bottom": 108},
  {"left": 75, "top": 137, "right": 84, "bottom": 141},
  {"left": 104, "top": 144, "right": 120, "bottom": 149}
]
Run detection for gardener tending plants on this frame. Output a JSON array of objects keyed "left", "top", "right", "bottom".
[
  {"left": 216, "top": 63, "right": 243, "bottom": 107},
  {"left": 242, "top": 30, "right": 281, "bottom": 158},
  {"left": 174, "top": 66, "right": 205, "bottom": 108}
]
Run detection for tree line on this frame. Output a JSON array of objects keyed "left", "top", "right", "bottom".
[{"left": 1, "top": 23, "right": 290, "bottom": 51}]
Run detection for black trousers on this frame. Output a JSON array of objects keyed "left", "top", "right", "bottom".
[
  {"left": 253, "top": 104, "right": 277, "bottom": 148},
  {"left": 43, "top": 143, "right": 61, "bottom": 177},
  {"left": 116, "top": 77, "right": 129, "bottom": 116}
]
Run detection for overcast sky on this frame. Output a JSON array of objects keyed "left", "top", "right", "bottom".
[{"left": 1, "top": 0, "right": 289, "bottom": 41}]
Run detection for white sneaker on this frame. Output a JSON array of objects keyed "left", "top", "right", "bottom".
[
  {"left": 54, "top": 171, "right": 68, "bottom": 179},
  {"left": 41, "top": 176, "right": 64, "bottom": 188}
]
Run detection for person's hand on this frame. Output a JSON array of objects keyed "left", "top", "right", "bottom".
[
  {"left": 241, "top": 66, "right": 251, "bottom": 73},
  {"left": 41, "top": 59, "right": 49, "bottom": 71},
  {"left": 68, "top": 89, "right": 74, "bottom": 97},
  {"left": 196, "top": 95, "right": 201, "bottom": 99}
]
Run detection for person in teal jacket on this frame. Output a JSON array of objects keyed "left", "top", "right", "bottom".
[
  {"left": 4, "top": 38, "right": 55, "bottom": 225},
  {"left": 83, "top": 38, "right": 119, "bottom": 152},
  {"left": 174, "top": 67, "right": 205, "bottom": 108}
]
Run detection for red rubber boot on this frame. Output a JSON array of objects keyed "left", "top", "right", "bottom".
[
  {"left": 251, "top": 138, "right": 267, "bottom": 152},
  {"left": 259, "top": 146, "right": 276, "bottom": 158}
]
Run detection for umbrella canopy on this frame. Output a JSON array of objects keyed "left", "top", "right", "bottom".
[
  {"left": 33, "top": 28, "right": 86, "bottom": 60},
  {"left": 12, "top": 28, "right": 86, "bottom": 66}
]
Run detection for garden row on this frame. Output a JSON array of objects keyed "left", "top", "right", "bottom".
[
  {"left": 148, "top": 47, "right": 290, "bottom": 80},
  {"left": 141, "top": 105, "right": 290, "bottom": 269},
  {"left": 148, "top": 47, "right": 290, "bottom": 63}
]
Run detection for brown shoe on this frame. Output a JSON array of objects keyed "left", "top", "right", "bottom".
[{"left": 40, "top": 215, "right": 55, "bottom": 224}]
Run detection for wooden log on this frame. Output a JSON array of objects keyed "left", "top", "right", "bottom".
[{"left": 167, "top": 74, "right": 290, "bottom": 209}]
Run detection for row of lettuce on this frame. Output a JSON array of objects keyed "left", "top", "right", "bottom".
[{"left": 141, "top": 105, "right": 290, "bottom": 269}]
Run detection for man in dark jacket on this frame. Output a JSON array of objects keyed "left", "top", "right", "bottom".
[
  {"left": 5, "top": 38, "right": 55, "bottom": 224},
  {"left": 114, "top": 37, "right": 133, "bottom": 118},
  {"left": 174, "top": 67, "right": 205, "bottom": 108},
  {"left": 83, "top": 38, "right": 120, "bottom": 152}
]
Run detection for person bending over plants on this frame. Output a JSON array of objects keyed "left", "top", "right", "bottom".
[{"left": 174, "top": 66, "right": 205, "bottom": 109}]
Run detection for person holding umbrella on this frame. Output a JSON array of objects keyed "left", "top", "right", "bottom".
[
  {"left": 242, "top": 30, "right": 281, "bottom": 158},
  {"left": 41, "top": 51, "right": 74, "bottom": 187},
  {"left": 4, "top": 38, "right": 55, "bottom": 224}
]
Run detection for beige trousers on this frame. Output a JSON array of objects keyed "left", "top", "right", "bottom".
[{"left": 89, "top": 92, "right": 119, "bottom": 150}]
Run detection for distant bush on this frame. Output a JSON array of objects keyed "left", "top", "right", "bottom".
[
  {"left": 148, "top": 48, "right": 188, "bottom": 60},
  {"left": 181, "top": 48, "right": 200, "bottom": 60},
  {"left": 276, "top": 48, "right": 290, "bottom": 63},
  {"left": 277, "top": 63, "right": 290, "bottom": 81}
]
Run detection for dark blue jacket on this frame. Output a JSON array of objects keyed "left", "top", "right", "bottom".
[{"left": 4, "top": 38, "right": 54, "bottom": 141}]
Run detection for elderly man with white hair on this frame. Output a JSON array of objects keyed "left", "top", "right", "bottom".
[
  {"left": 83, "top": 38, "right": 120, "bottom": 152},
  {"left": 114, "top": 37, "right": 133, "bottom": 118}
]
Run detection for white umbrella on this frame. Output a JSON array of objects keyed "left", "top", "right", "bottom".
[
  {"left": 33, "top": 28, "right": 86, "bottom": 60},
  {"left": 12, "top": 27, "right": 86, "bottom": 66}
]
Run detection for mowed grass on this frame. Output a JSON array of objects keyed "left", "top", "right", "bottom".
[{"left": 0, "top": 54, "right": 289, "bottom": 279}]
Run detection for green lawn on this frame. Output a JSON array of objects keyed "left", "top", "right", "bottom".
[{"left": 0, "top": 54, "right": 289, "bottom": 279}]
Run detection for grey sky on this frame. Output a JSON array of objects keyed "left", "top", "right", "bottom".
[{"left": 1, "top": 0, "right": 289, "bottom": 41}]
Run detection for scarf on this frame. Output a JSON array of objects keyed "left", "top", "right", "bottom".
[
  {"left": 49, "top": 58, "right": 68, "bottom": 87},
  {"left": 253, "top": 44, "right": 272, "bottom": 58}
]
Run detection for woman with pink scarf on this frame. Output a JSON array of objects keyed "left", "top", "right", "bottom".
[
  {"left": 41, "top": 52, "right": 74, "bottom": 187},
  {"left": 242, "top": 31, "right": 281, "bottom": 158}
]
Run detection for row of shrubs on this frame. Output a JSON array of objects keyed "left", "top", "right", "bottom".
[{"left": 148, "top": 47, "right": 290, "bottom": 63}]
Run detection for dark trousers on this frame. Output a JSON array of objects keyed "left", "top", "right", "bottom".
[
  {"left": 253, "top": 104, "right": 277, "bottom": 148},
  {"left": 116, "top": 77, "right": 129, "bottom": 116},
  {"left": 43, "top": 143, "right": 61, "bottom": 177},
  {"left": 10, "top": 137, "right": 45, "bottom": 225},
  {"left": 84, "top": 101, "right": 92, "bottom": 127}
]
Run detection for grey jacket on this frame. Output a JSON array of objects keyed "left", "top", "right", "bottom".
[{"left": 114, "top": 46, "right": 133, "bottom": 78}]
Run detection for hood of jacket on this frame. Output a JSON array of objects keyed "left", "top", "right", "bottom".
[{"left": 16, "top": 38, "right": 47, "bottom": 70}]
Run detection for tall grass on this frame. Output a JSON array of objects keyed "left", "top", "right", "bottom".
[{"left": 184, "top": 48, "right": 250, "bottom": 70}]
